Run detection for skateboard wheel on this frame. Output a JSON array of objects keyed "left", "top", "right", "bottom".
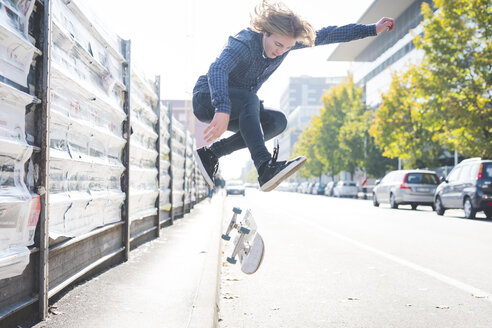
[
  {"left": 233, "top": 207, "right": 242, "bottom": 214},
  {"left": 239, "top": 227, "right": 250, "bottom": 234},
  {"left": 221, "top": 234, "right": 231, "bottom": 241},
  {"left": 227, "top": 257, "right": 237, "bottom": 264}
]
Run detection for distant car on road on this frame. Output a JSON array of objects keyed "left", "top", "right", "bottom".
[
  {"left": 333, "top": 181, "right": 358, "bottom": 198},
  {"left": 312, "top": 183, "right": 326, "bottom": 195},
  {"left": 434, "top": 158, "right": 492, "bottom": 219},
  {"left": 324, "top": 181, "right": 336, "bottom": 197},
  {"left": 373, "top": 170, "right": 440, "bottom": 210},
  {"left": 225, "top": 180, "right": 245, "bottom": 196}
]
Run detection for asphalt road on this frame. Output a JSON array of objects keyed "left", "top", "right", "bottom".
[{"left": 218, "top": 188, "right": 492, "bottom": 328}]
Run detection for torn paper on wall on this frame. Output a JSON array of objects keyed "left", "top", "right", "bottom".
[{"left": 0, "top": 0, "right": 36, "bottom": 86}]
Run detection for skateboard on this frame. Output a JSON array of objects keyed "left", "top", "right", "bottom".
[{"left": 222, "top": 207, "right": 264, "bottom": 274}]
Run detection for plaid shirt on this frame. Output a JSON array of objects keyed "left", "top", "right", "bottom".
[{"left": 193, "top": 24, "right": 376, "bottom": 114}]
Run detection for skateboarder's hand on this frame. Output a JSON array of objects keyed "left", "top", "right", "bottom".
[
  {"left": 204, "top": 112, "right": 230, "bottom": 143},
  {"left": 375, "top": 17, "right": 395, "bottom": 34}
]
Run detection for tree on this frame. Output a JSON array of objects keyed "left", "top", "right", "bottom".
[
  {"left": 371, "top": 0, "right": 492, "bottom": 164},
  {"left": 415, "top": 0, "right": 491, "bottom": 158},
  {"left": 292, "top": 119, "right": 324, "bottom": 179},
  {"left": 294, "top": 75, "right": 394, "bottom": 178},
  {"left": 369, "top": 68, "right": 446, "bottom": 168},
  {"left": 316, "top": 77, "right": 350, "bottom": 176},
  {"left": 321, "top": 75, "right": 393, "bottom": 177}
]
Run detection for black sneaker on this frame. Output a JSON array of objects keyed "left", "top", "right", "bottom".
[
  {"left": 193, "top": 147, "right": 218, "bottom": 188},
  {"left": 258, "top": 142, "right": 306, "bottom": 192}
]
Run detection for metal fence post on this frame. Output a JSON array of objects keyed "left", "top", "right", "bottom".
[
  {"left": 122, "top": 39, "right": 131, "bottom": 260},
  {"left": 39, "top": 0, "right": 52, "bottom": 320},
  {"left": 168, "top": 103, "right": 174, "bottom": 223},
  {"left": 182, "top": 130, "right": 187, "bottom": 213},
  {"left": 155, "top": 76, "right": 161, "bottom": 237}
]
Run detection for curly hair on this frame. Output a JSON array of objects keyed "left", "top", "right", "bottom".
[{"left": 250, "top": 0, "right": 316, "bottom": 47}]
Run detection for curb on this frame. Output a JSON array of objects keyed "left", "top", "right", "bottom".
[{"left": 187, "top": 194, "right": 225, "bottom": 328}]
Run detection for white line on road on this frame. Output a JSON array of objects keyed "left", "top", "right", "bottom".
[{"left": 303, "top": 220, "right": 492, "bottom": 303}]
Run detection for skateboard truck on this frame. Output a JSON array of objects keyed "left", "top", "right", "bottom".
[
  {"left": 226, "top": 226, "right": 251, "bottom": 264},
  {"left": 221, "top": 207, "right": 242, "bottom": 241}
]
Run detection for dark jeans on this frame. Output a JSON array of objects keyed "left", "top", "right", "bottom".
[{"left": 192, "top": 88, "right": 287, "bottom": 170}]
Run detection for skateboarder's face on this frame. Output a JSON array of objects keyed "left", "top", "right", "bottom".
[{"left": 262, "top": 32, "right": 296, "bottom": 59}]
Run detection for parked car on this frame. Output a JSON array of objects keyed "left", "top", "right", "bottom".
[
  {"left": 333, "top": 181, "right": 358, "bottom": 198},
  {"left": 307, "top": 182, "right": 316, "bottom": 194},
  {"left": 324, "top": 181, "right": 336, "bottom": 196},
  {"left": 434, "top": 158, "right": 492, "bottom": 219},
  {"left": 312, "top": 183, "right": 326, "bottom": 195},
  {"left": 302, "top": 182, "right": 315, "bottom": 194},
  {"left": 373, "top": 170, "right": 440, "bottom": 209},
  {"left": 297, "top": 182, "right": 308, "bottom": 193},
  {"left": 225, "top": 180, "right": 245, "bottom": 196}
]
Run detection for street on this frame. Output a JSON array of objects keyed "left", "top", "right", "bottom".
[{"left": 218, "top": 188, "right": 492, "bottom": 328}]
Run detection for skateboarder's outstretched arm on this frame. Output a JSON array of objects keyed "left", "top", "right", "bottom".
[{"left": 292, "top": 17, "right": 395, "bottom": 50}]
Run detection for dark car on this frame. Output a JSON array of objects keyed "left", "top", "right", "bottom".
[
  {"left": 434, "top": 158, "right": 492, "bottom": 219},
  {"left": 309, "top": 182, "right": 324, "bottom": 195}
]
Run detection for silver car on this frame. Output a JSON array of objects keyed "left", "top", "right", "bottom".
[
  {"left": 333, "top": 181, "right": 358, "bottom": 198},
  {"left": 373, "top": 170, "right": 440, "bottom": 210}
]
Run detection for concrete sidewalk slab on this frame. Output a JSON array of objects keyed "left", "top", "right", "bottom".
[{"left": 29, "top": 195, "right": 224, "bottom": 328}]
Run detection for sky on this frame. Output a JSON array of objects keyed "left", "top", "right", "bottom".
[{"left": 84, "top": 0, "right": 376, "bottom": 179}]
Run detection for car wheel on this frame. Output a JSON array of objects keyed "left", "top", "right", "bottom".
[
  {"left": 463, "top": 197, "right": 476, "bottom": 219},
  {"left": 390, "top": 193, "right": 398, "bottom": 209},
  {"left": 485, "top": 209, "right": 492, "bottom": 219},
  {"left": 372, "top": 193, "right": 379, "bottom": 207},
  {"left": 435, "top": 196, "right": 445, "bottom": 215},
  {"left": 411, "top": 204, "right": 417, "bottom": 210}
]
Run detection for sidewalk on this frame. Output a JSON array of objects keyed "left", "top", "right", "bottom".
[{"left": 30, "top": 194, "right": 225, "bottom": 328}]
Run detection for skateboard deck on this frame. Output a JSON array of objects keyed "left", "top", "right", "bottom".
[{"left": 222, "top": 207, "right": 264, "bottom": 274}]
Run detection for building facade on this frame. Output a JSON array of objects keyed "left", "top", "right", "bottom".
[
  {"left": 277, "top": 76, "right": 343, "bottom": 160},
  {"left": 328, "top": 0, "right": 431, "bottom": 108},
  {"left": 279, "top": 76, "right": 343, "bottom": 115},
  {"left": 162, "top": 99, "right": 209, "bottom": 149}
]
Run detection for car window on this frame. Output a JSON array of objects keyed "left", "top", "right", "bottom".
[
  {"left": 483, "top": 163, "right": 492, "bottom": 179},
  {"left": 405, "top": 173, "right": 439, "bottom": 185},
  {"left": 406, "top": 173, "right": 421, "bottom": 184},
  {"left": 421, "top": 173, "right": 439, "bottom": 185},
  {"left": 447, "top": 166, "right": 462, "bottom": 182}
]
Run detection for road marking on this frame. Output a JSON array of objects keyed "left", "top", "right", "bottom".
[{"left": 303, "top": 220, "right": 492, "bottom": 303}]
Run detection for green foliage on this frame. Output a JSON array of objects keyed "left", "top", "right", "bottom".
[
  {"left": 293, "top": 75, "right": 393, "bottom": 178},
  {"left": 370, "top": 68, "right": 446, "bottom": 168},
  {"left": 416, "top": 0, "right": 492, "bottom": 158},
  {"left": 372, "top": 0, "right": 492, "bottom": 163},
  {"left": 292, "top": 118, "right": 324, "bottom": 178}
]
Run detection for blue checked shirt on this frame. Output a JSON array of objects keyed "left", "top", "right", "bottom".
[{"left": 193, "top": 24, "right": 377, "bottom": 114}]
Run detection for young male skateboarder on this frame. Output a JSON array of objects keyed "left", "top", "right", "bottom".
[{"left": 193, "top": 0, "right": 395, "bottom": 191}]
